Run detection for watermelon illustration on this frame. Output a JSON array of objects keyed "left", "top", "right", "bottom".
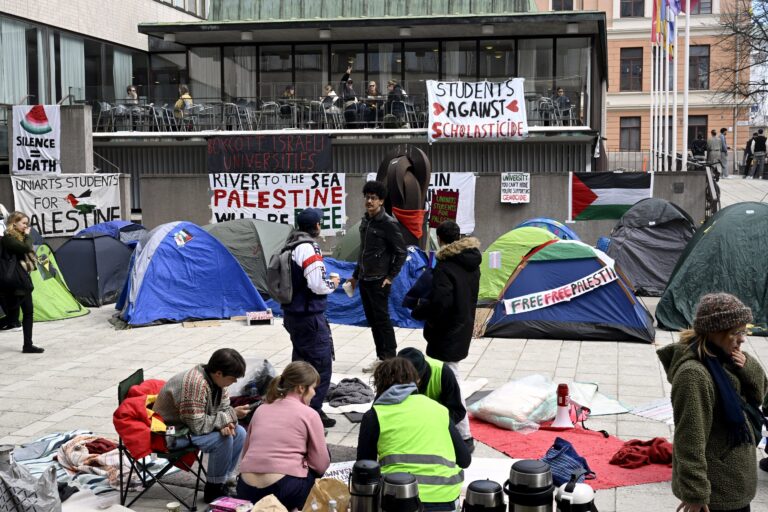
[{"left": 20, "top": 105, "right": 52, "bottom": 134}]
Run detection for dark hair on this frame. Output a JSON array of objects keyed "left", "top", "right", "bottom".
[
  {"left": 436, "top": 220, "right": 461, "bottom": 244},
  {"left": 206, "top": 348, "right": 246, "bottom": 378},
  {"left": 720, "top": 127, "right": 727, "bottom": 134},
  {"left": 264, "top": 361, "right": 320, "bottom": 404},
  {"left": 372, "top": 357, "right": 419, "bottom": 397},
  {"left": 760, "top": 129, "right": 764, "bottom": 135},
  {"left": 711, "top": 129, "right": 717, "bottom": 136},
  {"left": 754, "top": 132, "right": 758, "bottom": 137},
  {"left": 362, "top": 180, "right": 387, "bottom": 200},
  {"left": 697, "top": 133, "right": 704, "bottom": 140},
  {"left": 179, "top": 84, "right": 190, "bottom": 94}
]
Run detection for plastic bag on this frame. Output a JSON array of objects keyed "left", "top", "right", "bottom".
[
  {"left": 229, "top": 359, "right": 276, "bottom": 398},
  {"left": 301, "top": 478, "right": 350, "bottom": 512},
  {"left": 252, "top": 495, "right": 289, "bottom": 512},
  {"left": 468, "top": 374, "right": 557, "bottom": 433},
  {"left": 0, "top": 460, "right": 61, "bottom": 512}
]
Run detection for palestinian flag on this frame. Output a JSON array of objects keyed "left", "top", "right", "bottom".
[
  {"left": 570, "top": 172, "right": 652, "bottom": 221},
  {"left": 20, "top": 105, "right": 53, "bottom": 134}
]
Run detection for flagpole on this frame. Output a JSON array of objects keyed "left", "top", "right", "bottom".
[
  {"left": 649, "top": 43, "right": 656, "bottom": 173},
  {"left": 681, "top": 0, "right": 691, "bottom": 173},
  {"left": 664, "top": 5, "right": 671, "bottom": 172},
  {"left": 672, "top": 11, "right": 678, "bottom": 172},
  {"left": 657, "top": 39, "right": 663, "bottom": 173},
  {"left": 655, "top": 42, "right": 661, "bottom": 173}
]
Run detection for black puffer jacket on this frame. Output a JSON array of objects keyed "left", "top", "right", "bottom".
[
  {"left": 412, "top": 237, "right": 481, "bottom": 362},
  {"left": 353, "top": 209, "right": 407, "bottom": 281}
]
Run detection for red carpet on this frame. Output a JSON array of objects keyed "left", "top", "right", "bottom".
[{"left": 469, "top": 417, "right": 672, "bottom": 490}]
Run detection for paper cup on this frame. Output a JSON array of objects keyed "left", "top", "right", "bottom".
[{"left": 342, "top": 281, "right": 355, "bottom": 297}]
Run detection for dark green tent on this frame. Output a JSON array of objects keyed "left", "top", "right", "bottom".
[
  {"left": 656, "top": 202, "right": 768, "bottom": 335},
  {"left": 202, "top": 219, "right": 292, "bottom": 293}
]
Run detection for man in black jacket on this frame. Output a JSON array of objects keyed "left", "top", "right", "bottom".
[
  {"left": 411, "top": 220, "right": 481, "bottom": 445},
  {"left": 349, "top": 181, "right": 407, "bottom": 369}
]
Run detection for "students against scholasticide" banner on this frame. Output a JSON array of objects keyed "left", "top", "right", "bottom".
[
  {"left": 426, "top": 79, "right": 528, "bottom": 143},
  {"left": 209, "top": 172, "right": 345, "bottom": 236}
]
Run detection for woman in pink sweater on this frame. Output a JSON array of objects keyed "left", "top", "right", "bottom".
[{"left": 237, "top": 361, "right": 330, "bottom": 509}]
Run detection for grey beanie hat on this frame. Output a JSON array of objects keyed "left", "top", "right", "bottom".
[{"left": 693, "top": 293, "right": 753, "bottom": 334}]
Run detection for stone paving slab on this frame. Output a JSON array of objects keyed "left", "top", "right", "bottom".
[{"left": 0, "top": 179, "right": 766, "bottom": 511}]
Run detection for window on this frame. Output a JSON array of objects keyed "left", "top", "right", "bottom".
[
  {"left": 366, "top": 43, "right": 400, "bottom": 92},
  {"left": 689, "top": 0, "right": 712, "bottom": 14},
  {"left": 479, "top": 39, "right": 515, "bottom": 82},
  {"left": 404, "top": 41, "right": 439, "bottom": 99},
  {"left": 518, "top": 39, "right": 553, "bottom": 96},
  {"left": 688, "top": 115, "right": 708, "bottom": 144},
  {"left": 224, "top": 47, "right": 257, "bottom": 101},
  {"left": 294, "top": 45, "right": 328, "bottom": 99},
  {"left": 620, "top": 0, "right": 644, "bottom": 17},
  {"left": 260, "top": 45, "right": 292, "bottom": 99},
  {"left": 689, "top": 45, "right": 709, "bottom": 90},
  {"left": 620, "top": 117, "right": 641, "bottom": 151},
  {"left": 443, "top": 40, "right": 477, "bottom": 81},
  {"left": 552, "top": 0, "right": 574, "bottom": 9},
  {"left": 189, "top": 47, "right": 221, "bottom": 102},
  {"left": 556, "top": 38, "right": 590, "bottom": 124},
  {"left": 150, "top": 53, "right": 188, "bottom": 104},
  {"left": 154, "top": 0, "right": 206, "bottom": 18},
  {"left": 620, "top": 48, "right": 643, "bottom": 91}
]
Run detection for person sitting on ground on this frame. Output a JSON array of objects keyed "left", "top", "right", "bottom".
[
  {"left": 357, "top": 357, "right": 470, "bottom": 511},
  {"left": 173, "top": 84, "right": 193, "bottom": 120},
  {"left": 657, "top": 293, "right": 768, "bottom": 512},
  {"left": 237, "top": 361, "right": 330, "bottom": 510},
  {"left": 397, "top": 348, "right": 473, "bottom": 453},
  {"left": 153, "top": 348, "right": 250, "bottom": 503}
]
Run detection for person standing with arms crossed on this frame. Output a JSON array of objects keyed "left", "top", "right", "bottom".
[{"left": 348, "top": 181, "right": 407, "bottom": 372}]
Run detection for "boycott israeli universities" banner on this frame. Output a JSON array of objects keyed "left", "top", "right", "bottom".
[
  {"left": 503, "top": 266, "right": 619, "bottom": 315},
  {"left": 12, "top": 105, "right": 61, "bottom": 174},
  {"left": 426, "top": 79, "right": 528, "bottom": 143},
  {"left": 11, "top": 173, "right": 122, "bottom": 236},
  {"left": 209, "top": 172, "right": 345, "bottom": 236}
]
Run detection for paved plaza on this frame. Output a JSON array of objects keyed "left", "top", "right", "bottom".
[{"left": 1, "top": 177, "right": 767, "bottom": 511}]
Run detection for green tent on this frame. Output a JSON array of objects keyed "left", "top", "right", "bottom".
[
  {"left": 332, "top": 220, "right": 439, "bottom": 262},
  {"left": 656, "top": 202, "right": 768, "bottom": 335},
  {"left": 478, "top": 227, "right": 559, "bottom": 301},
  {"left": 202, "top": 218, "right": 293, "bottom": 293},
  {"left": 31, "top": 244, "right": 89, "bottom": 321}
]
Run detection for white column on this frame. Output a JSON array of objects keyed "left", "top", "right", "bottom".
[
  {"left": 672, "top": 12, "right": 679, "bottom": 171},
  {"left": 681, "top": 0, "right": 691, "bottom": 172}
]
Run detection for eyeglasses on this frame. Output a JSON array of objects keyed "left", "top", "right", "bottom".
[{"left": 730, "top": 330, "right": 749, "bottom": 338}]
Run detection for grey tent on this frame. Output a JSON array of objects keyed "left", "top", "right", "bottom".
[
  {"left": 332, "top": 220, "right": 439, "bottom": 262},
  {"left": 656, "top": 202, "right": 768, "bottom": 335},
  {"left": 606, "top": 198, "right": 696, "bottom": 296},
  {"left": 202, "top": 218, "right": 292, "bottom": 293},
  {"left": 55, "top": 232, "right": 133, "bottom": 306}
]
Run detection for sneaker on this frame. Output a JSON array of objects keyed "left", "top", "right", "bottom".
[
  {"left": 22, "top": 345, "right": 44, "bottom": 354},
  {"left": 203, "top": 483, "right": 230, "bottom": 504},
  {"left": 463, "top": 437, "right": 476, "bottom": 454},
  {"left": 760, "top": 458, "right": 768, "bottom": 473},
  {"left": 362, "top": 360, "right": 380, "bottom": 373},
  {"left": 319, "top": 410, "right": 337, "bottom": 428},
  {"left": 0, "top": 323, "right": 22, "bottom": 332}
]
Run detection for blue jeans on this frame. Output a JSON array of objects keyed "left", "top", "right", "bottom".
[{"left": 175, "top": 425, "right": 246, "bottom": 484}]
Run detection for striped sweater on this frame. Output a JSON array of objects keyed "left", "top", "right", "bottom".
[{"left": 153, "top": 364, "right": 237, "bottom": 435}]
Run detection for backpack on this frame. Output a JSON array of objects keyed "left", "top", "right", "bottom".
[{"left": 266, "top": 233, "right": 316, "bottom": 305}]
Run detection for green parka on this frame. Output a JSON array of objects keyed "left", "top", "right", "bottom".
[{"left": 657, "top": 343, "right": 768, "bottom": 510}]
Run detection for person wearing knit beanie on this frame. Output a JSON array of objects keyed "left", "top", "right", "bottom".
[{"left": 657, "top": 293, "right": 767, "bottom": 512}]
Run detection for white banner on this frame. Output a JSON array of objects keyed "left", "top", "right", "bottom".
[
  {"left": 366, "top": 172, "right": 476, "bottom": 234},
  {"left": 501, "top": 172, "right": 530, "bottom": 203},
  {"left": 426, "top": 79, "right": 528, "bottom": 143},
  {"left": 11, "top": 174, "right": 122, "bottom": 236},
  {"left": 503, "top": 266, "right": 619, "bottom": 315},
  {"left": 12, "top": 105, "right": 61, "bottom": 174},
  {"left": 209, "top": 173, "right": 346, "bottom": 236}
]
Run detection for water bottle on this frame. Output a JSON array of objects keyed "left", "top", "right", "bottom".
[
  {"left": 165, "top": 425, "right": 176, "bottom": 450},
  {"left": 328, "top": 499, "right": 338, "bottom": 512}
]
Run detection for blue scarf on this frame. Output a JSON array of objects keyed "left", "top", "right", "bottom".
[{"left": 693, "top": 343, "right": 752, "bottom": 447}]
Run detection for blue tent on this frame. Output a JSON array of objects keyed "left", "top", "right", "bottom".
[
  {"left": 77, "top": 220, "right": 147, "bottom": 248},
  {"left": 515, "top": 218, "right": 580, "bottom": 240},
  {"left": 485, "top": 240, "right": 654, "bottom": 343},
  {"left": 116, "top": 221, "right": 267, "bottom": 326},
  {"left": 267, "top": 246, "right": 427, "bottom": 328}
]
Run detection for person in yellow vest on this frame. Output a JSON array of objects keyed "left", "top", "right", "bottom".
[
  {"left": 356, "top": 357, "right": 471, "bottom": 511},
  {"left": 397, "top": 348, "right": 473, "bottom": 453}
]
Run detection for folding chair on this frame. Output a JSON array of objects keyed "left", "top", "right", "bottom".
[{"left": 117, "top": 369, "right": 206, "bottom": 511}]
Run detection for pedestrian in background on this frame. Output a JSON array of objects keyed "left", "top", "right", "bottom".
[
  {"left": 706, "top": 129, "right": 722, "bottom": 177},
  {"left": 719, "top": 127, "right": 730, "bottom": 178},
  {"left": 348, "top": 181, "right": 406, "bottom": 372},
  {"left": 658, "top": 293, "right": 767, "bottom": 512},
  {"left": 750, "top": 128, "right": 767, "bottom": 180},
  {"left": 0, "top": 211, "right": 43, "bottom": 353},
  {"left": 410, "top": 220, "right": 481, "bottom": 450},
  {"left": 280, "top": 208, "right": 339, "bottom": 428}
]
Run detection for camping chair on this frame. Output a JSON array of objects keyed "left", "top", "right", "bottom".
[{"left": 117, "top": 369, "right": 206, "bottom": 511}]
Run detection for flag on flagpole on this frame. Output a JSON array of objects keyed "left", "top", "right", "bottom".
[
  {"left": 652, "top": 0, "right": 658, "bottom": 42},
  {"left": 669, "top": 0, "right": 682, "bottom": 15},
  {"left": 569, "top": 173, "right": 653, "bottom": 221}
]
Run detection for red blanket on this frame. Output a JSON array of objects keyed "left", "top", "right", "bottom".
[{"left": 469, "top": 417, "right": 672, "bottom": 490}]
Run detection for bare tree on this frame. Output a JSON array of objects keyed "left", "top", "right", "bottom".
[{"left": 716, "top": 0, "right": 768, "bottom": 108}]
